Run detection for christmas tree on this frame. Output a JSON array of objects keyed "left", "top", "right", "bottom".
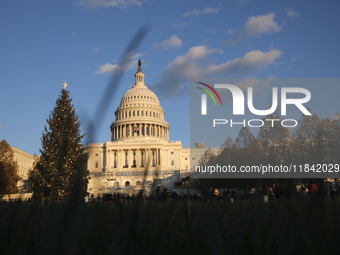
[{"left": 30, "top": 82, "right": 88, "bottom": 202}]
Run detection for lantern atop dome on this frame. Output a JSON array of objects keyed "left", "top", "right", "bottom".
[{"left": 134, "top": 59, "right": 145, "bottom": 88}]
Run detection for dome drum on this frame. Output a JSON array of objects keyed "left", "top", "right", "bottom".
[{"left": 110, "top": 61, "right": 170, "bottom": 142}]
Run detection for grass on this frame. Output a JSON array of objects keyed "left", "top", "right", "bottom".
[{"left": 1, "top": 197, "right": 340, "bottom": 255}]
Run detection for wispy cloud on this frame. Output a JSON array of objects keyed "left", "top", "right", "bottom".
[
  {"left": 95, "top": 50, "right": 143, "bottom": 74},
  {"left": 71, "top": 32, "right": 77, "bottom": 38},
  {"left": 227, "top": 13, "right": 281, "bottom": 44},
  {"left": 93, "top": 48, "right": 100, "bottom": 53},
  {"left": 0, "top": 123, "right": 3, "bottom": 128},
  {"left": 290, "top": 56, "right": 303, "bottom": 62},
  {"left": 182, "top": 7, "right": 218, "bottom": 17},
  {"left": 75, "top": 0, "right": 142, "bottom": 9},
  {"left": 205, "top": 29, "right": 219, "bottom": 34},
  {"left": 171, "top": 22, "right": 187, "bottom": 28},
  {"left": 287, "top": 10, "right": 300, "bottom": 18},
  {"left": 150, "top": 45, "right": 282, "bottom": 98},
  {"left": 154, "top": 35, "right": 183, "bottom": 50}
]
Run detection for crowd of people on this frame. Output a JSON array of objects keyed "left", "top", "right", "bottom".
[{"left": 38, "top": 180, "right": 340, "bottom": 205}]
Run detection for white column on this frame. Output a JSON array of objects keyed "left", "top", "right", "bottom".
[
  {"left": 108, "top": 150, "right": 111, "bottom": 169},
  {"left": 156, "top": 149, "right": 158, "bottom": 166}
]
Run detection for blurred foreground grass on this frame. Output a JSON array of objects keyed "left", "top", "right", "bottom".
[{"left": 1, "top": 198, "right": 340, "bottom": 255}]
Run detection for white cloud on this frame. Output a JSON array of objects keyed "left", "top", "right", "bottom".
[
  {"left": 71, "top": 32, "right": 77, "bottom": 38},
  {"left": 287, "top": 10, "right": 300, "bottom": 18},
  {"left": 75, "top": 0, "right": 142, "bottom": 9},
  {"left": 154, "top": 35, "right": 183, "bottom": 50},
  {"left": 227, "top": 13, "right": 282, "bottom": 44},
  {"left": 0, "top": 123, "right": 3, "bottom": 128},
  {"left": 95, "top": 51, "right": 143, "bottom": 74},
  {"left": 151, "top": 46, "right": 282, "bottom": 98},
  {"left": 244, "top": 13, "right": 282, "bottom": 37},
  {"left": 182, "top": 7, "right": 218, "bottom": 17},
  {"left": 93, "top": 48, "right": 100, "bottom": 53}
]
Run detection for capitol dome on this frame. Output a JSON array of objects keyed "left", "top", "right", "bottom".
[{"left": 110, "top": 60, "right": 170, "bottom": 141}]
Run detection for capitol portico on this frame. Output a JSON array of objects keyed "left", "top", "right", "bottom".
[{"left": 86, "top": 61, "right": 219, "bottom": 194}]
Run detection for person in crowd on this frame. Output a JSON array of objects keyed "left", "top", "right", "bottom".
[
  {"left": 155, "top": 186, "right": 161, "bottom": 202},
  {"left": 325, "top": 181, "right": 331, "bottom": 200},
  {"left": 263, "top": 185, "right": 269, "bottom": 203},
  {"left": 162, "top": 188, "right": 168, "bottom": 202},
  {"left": 310, "top": 180, "right": 318, "bottom": 198}
]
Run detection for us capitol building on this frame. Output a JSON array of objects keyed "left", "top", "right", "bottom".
[
  {"left": 9, "top": 60, "right": 219, "bottom": 196},
  {"left": 86, "top": 60, "right": 219, "bottom": 194}
]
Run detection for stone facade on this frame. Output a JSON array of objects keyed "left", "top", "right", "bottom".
[
  {"left": 87, "top": 62, "right": 219, "bottom": 194},
  {"left": 12, "top": 147, "right": 38, "bottom": 192}
]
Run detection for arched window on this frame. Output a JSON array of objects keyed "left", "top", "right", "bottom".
[
  {"left": 125, "top": 181, "right": 130, "bottom": 187},
  {"left": 141, "top": 111, "right": 143, "bottom": 116},
  {"left": 146, "top": 111, "right": 148, "bottom": 117},
  {"left": 133, "top": 111, "right": 135, "bottom": 117},
  {"left": 129, "top": 111, "right": 131, "bottom": 117},
  {"left": 136, "top": 181, "right": 141, "bottom": 186},
  {"left": 153, "top": 112, "right": 155, "bottom": 117},
  {"left": 137, "top": 111, "right": 139, "bottom": 117}
]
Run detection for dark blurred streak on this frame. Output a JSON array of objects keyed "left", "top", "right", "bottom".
[
  {"left": 50, "top": 24, "right": 150, "bottom": 254},
  {"left": 86, "top": 24, "right": 150, "bottom": 144}
]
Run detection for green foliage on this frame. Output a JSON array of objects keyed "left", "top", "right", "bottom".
[
  {"left": 1, "top": 199, "right": 340, "bottom": 254},
  {"left": 0, "top": 140, "right": 21, "bottom": 194},
  {"left": 30, "top": 88, "right": 88, "bottom": 202}
]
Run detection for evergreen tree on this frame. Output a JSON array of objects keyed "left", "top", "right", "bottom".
[
  {"left": 0, "top": 140, "right": 21, "bottom": 194},
  {"left": 30, "top": 83, "right": 88, "bottom": 202}
]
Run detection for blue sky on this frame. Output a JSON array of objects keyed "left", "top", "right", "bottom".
[{"left": 1, "top": 0, "right": 340, "bottom": 155}]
